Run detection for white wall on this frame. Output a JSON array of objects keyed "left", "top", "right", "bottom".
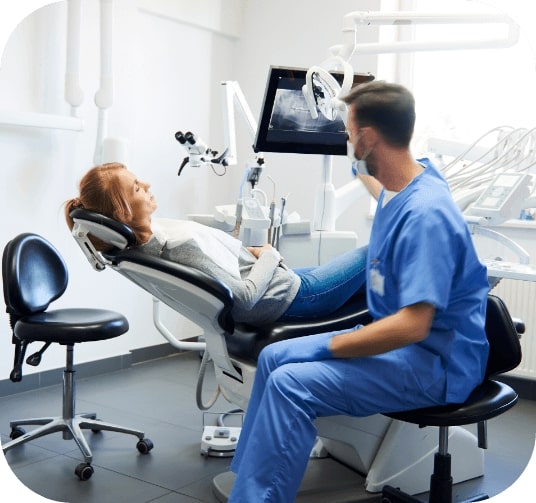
[
  {"left": 0, "top": 0, "right": 380, "bottom": 376},
  {"left": 5, "top": 0, "right": 534, "bottom": 378},
  {"left": 0, "top": 0, "right": 241, "bottom": 375}
]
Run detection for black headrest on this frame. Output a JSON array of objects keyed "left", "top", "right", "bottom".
[{"left": 70, "top": 208, "right": 137, "bottom": 249}]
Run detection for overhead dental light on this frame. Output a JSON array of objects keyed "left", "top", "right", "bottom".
[
  {"left": 302, "top": 10, "right": 520, "bottom": 123},
  {"left": 302, "top": 56, "right": 353, "bottom": 122}
]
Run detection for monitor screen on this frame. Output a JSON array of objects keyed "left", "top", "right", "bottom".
[{"left": 253, "top": 66, "right": 374, "bottom": 156}]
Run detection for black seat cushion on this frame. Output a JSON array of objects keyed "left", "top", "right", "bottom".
[
  {"left": 15, "top": 308, "right": 129, "bottom": 344},
  {"left": 226, "top": 292, "right": 371, "bottom": 362},
  {"left": 385, "top": 380, "right": 518, "bottom": 427}
]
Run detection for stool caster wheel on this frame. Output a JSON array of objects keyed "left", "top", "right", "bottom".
[
  {"left": 75, "top": 462, "right": 94, "bottom": 481},
  {"left": 136, "top": 438, "right": 154, "bottom": 454}
]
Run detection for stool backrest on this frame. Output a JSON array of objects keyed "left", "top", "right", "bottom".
[
  {"left": 2, "top": 233, "right": 68, "bottom": 318},
  {"left": 485, "top": 294, "right": 522, "bottom": 378}
]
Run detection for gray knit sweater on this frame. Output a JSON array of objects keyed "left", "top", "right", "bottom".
[{"left": 138, "top": 236, "right": 301, "bottom": 326}]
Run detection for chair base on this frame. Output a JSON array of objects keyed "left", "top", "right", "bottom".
[
  {"left": 381, "top": 452, "right": 489, "bottom": 503},
  {"left": 382, "top": 485, "right": 489, "bottom": 503},
  {"left": 3, "top": 346, "right": 153, "bottom": 479},
  {"left": 3, "top": 412, "right": 147, "bottom": 464}
]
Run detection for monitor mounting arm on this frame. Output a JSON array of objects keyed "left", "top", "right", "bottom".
[{"left": 221, "top": 80, "right": 259, "bottom": 167}]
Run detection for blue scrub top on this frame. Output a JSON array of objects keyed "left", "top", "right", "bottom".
[{"left": 367, "top": 158, "right": 490, "bottom": 403}]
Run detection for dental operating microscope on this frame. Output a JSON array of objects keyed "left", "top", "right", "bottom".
[
  {"left": 175, "top": 130, "right": 228, "bottom": 175},
  {"left": 174, "top": 81, "right": 283, "bottom": 248}
]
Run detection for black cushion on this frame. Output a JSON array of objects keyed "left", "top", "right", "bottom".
[
  {"left": 485, "top": 295, "right": 523, "bottom": 377},
  {"left": 15, "top": 308, "right": 129, "bottom": 345},
  {"left": 70, "top": 208, "right": 137, "bottom": 248},
  {"left": 226, "top": 291, "right": 371, "bottom": 362},
  {"left": 3, "top": 233, "right": 68, "bottom": 316},
  {"left": 385, "top": 380, "right": 518, "bottom": 427}
]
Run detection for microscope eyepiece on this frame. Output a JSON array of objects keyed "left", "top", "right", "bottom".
[
  {"left": 175, "top": 131, "right": 186, "bottom": 144},
  {"left": 184, "top": 131, "right": 196, "bottom": 145}
]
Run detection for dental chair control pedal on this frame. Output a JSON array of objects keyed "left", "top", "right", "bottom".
[{"left": 201, "top": 426, "right": 241, "bottom": 457}]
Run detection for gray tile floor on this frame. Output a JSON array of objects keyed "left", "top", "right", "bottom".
[{"left": 1, "top": 350, "right": 535, "bottom": 503}]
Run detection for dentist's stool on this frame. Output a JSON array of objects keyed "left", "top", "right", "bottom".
[
  {"left": 2, "top": 233, "right": 154, "bottom": 480},
  {"left": 382, "top": 294, "right": 523, "bottom": 503}
]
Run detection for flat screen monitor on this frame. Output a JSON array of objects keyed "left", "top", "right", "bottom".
[{"left": 253, "top": 66, "right": 374, "bottom": 156}]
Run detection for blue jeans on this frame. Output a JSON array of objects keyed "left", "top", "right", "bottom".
[{"left": 278, "top": 245, "right": 367, "bottom": 321}]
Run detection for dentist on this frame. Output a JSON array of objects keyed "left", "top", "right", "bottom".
[{"left": 228, "top": 81, "right": 490, "bottom": 502}]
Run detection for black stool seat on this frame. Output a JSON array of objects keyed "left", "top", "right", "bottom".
[
  {"left": 386, "top": 379, "right": 518, "bottom": 427},
  {"left": 15, "top": 308, "right": 128, "bottom": 344}
]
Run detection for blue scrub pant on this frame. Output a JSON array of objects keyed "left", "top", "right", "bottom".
[{"left": 228, "top": 331, "right": 448, "bottom": 503}]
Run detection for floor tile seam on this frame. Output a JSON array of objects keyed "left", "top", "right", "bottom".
[
  {"left": 144, "top": 488, "right": 209, "bottom": 503},
  {"left": 61, "top": 451, "right": 188, "bottom": 493}
]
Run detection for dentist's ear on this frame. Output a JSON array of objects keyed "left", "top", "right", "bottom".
[{"left": 359, "top": 126, "right": 380, "bottom": 150}]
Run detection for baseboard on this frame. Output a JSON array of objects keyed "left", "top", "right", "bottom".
[
  {"left": 3, "top": 343, "right": 532, "bottom": 402},
  {"left": 0, "top": 341, "right": 191, "bottom": 398}
]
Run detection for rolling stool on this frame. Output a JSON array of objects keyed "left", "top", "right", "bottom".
[
  {"left": 2, "top": 233, "right": 154, "bottom": 480},
  {"left": 381, "top": 295, "right": 523, "bottom": 503}
]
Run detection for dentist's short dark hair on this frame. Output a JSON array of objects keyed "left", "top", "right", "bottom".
[{"left": 342, "top": 81, "right": 416, "bottom": 147}]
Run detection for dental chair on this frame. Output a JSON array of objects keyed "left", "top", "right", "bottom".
[
  {"left": 2, "top": 233, "right": 153, "bottom": 480},
  {"left": 69, "top": 208, "right": 515, "bottom": 501}
]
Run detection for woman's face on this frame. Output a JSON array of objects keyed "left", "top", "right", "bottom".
[{"left": 117, "top": 169, "right": 158, "bottom": 221}]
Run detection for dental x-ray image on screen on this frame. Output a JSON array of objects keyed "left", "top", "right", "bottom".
[{"left": 254, "top": 66, "right": 374, "bottom": 156}]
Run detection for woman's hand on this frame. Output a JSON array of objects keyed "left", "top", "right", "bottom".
[{"left": 247, "top": 244, "right": 274, "bottom": 259}]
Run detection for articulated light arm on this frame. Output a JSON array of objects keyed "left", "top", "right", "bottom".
[
  {"left": 221, "top": 81, "right": 259, "bottom": 167},
  {"left": 333, "top": 11, "right": 520, "bottom": 59}
]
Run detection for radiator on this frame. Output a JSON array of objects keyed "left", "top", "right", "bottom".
[{"left": 491, "top": 279, "right": 535, "bottom": 380}]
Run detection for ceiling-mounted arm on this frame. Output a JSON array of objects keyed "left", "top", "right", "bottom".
[
  {"left": 333, "top": 10, "right": 520, "bottom": 58},
  {"left": 304, "top": 10, "right": 520, "bottom": 123}
]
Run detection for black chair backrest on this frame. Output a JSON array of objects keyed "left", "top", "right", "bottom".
[
  {"left": 2, "top": 233, "right": 68, "bottom": 318},
  {"left": 485, "top": 294, "right": 522, "bottom": 378}
]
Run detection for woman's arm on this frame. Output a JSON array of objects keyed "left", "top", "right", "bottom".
[
  {"left": 231, "top": 245, "right": 282, "bottom": 309},
  {"left": 167, "top": 240, "right": 282, "bottom": 311}
]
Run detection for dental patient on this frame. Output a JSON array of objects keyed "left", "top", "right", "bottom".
[{"left": 64, "top": 163, "right": 367, "bottom": 326}]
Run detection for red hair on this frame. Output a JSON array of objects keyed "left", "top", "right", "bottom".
[{"left": 65, "top": 163, "right": 150, "bottom": 250}]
